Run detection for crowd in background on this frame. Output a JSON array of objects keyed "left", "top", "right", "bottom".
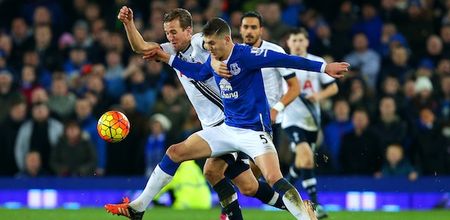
[{"left": 0, "top": 0, "right": 449, "bottom": 179}]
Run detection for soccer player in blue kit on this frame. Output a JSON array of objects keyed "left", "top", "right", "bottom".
[{"left": 115, "top": 17, "right": 347, "bottom": 220}]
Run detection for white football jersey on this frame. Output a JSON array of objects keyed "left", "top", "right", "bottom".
[
  {"left": 160, "top": 33, "right": 224, "bottom": 128},
  {"left": 259, "top": 41, "right": 295, "bottom": 124},
  {"left": 281, "top": 53, "right": 335, "bottom": 131}
]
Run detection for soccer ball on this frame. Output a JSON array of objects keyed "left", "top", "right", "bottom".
[{"left": 97, "top": 111, "right": 130, "bottom": 143}]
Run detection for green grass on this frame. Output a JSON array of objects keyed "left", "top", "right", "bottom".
[{"left": 0, "top": 208, "right": 448, "bottom": 220}]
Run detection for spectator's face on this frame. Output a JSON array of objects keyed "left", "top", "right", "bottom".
[
  {"left": 403, "top": 80, "right": 416, "bottom": 98},
  {"left": 34, "top": 26, "right": 52, "bottom": 48},
  {"left": 150, "top": 120, "right": 164, "bottom": 135},
  {"left": 264, "top": 3, "right": 281, "bottom": 24},
  {"left": 426, "top": 35, "right": 443, "bottom": 55},
  {"left": 32, "top": 104, "right": 49, "bottom": 122},
  {"left": 386, "top": 145, "right": 403, "bottom": 165},
  {"left": 25, "top": 152, "right": 41, "bottom": 174},
  {"left": 120, "top": 94, "right": 136, "bottom": 112},
  {"left": 382, "top": 77, "right": 399, "bottom": 95},
  {"left": 106, "top": 51, "right": 121, "bottom": 67},
  {"left": 0, "top": 35, "right": 12, "bottom": 55},
  {"left": 240, "top": 17, "right": 262, "bottom": 46},
  {"left": 352, "top": 111, "right": 369, "bottom": 131},
  {"left": 161, "top": 85, "right": 177, "bottom": 103},
  {"left": 381, "top": 0, "right": 396, "bottom": 9},
  {"left": 87, "top": 76, "right": 104, "bottom": 93},
  {"left": 163, "top": 19, "right": 192, "bottom": 52},
  {"left": 0, "top": 73, "right": 13, "bottom": 93},
  {"left": 380, "top": 97, "right": 396, "bottom": 118},
  {"left": 23, "top": 51, "right": 39, "bottom": 66},
  {"left": 70, "top": 49, "right": 87, "bottom": 65},
  {"left": 33, "top": 7, "right": 51, "bottom": 26},
  {"left": 362, "top": 4, "right": 376, "bottom": 20},
  {"left": 131, "top": 70, "right": 145, "bottom": 84},
  {"left": 74, "top": 26, "right": 88, "bottom": 43},
  {"left": 10, "top": 102, "right": 27, "bottom": 121},
  {"left": 391, "top": 47, "right": 408, "bottom": 65},
  {"left": 12, "top": 18, "right": 28, "bottom": 39},
  {"left": 145, "top": 61, "right": 163, "bottom": 75},
  {"left": 91, "top": 64, "right": 106, "bottom": 77},
  {"left": 85, "top": 3, "right": 100, "bottom": 21},
  {"left": 316, "top": 24, "right": 331, "bottom": 39},
  {"left": 66, "top": 124, "right": 81, "bottom": 142},
  {"left": 440, "top": 76, "right": 450, "bottom": 95},
  {"left": 437, "top": 59, "right": 450, "bottom": 75},
  {"left": 31, "top": 88, "right": 49, "bottom": 103},
  {"left": 353, "top": 34, "right": 368, "bottom": 52},
  {"left": 287, "top": 33, "right": 309, "bottom": 56},
  {"left": 21, "top": 66, "right": 36, "bottom": 84},
  {"left": 75, "top": 99, "right": 92, "bottom": 119},
  {"left": 441, "top": 26, "right": 450, "bottom": 43},
  {"left": 420, "top": 108, "right": 435, "bottom": 125},
  {"left": 334, "top": 100, "right": 350, "bottom": 122},
  {"left": 230, "top": 11, "right": 243, "bottom": 28},
  {"left": 51, "top": 79, "right": 68, "bottom": 96}
]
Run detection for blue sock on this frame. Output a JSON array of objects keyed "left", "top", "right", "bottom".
[{"left": 158, "top": 154, "right": 180, "bottom": 176}]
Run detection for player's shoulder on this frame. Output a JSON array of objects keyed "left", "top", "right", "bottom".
[
  {"left": 160, "top": 42, "right": 176, "bottom": 55},
  {"left": 261, "top": 40, "right": 285, "bottom": 53},
  {"left": 191, "top": 32, "right": 204, "bottom": 44},
  {"left": 307, "top": 53, "right": 325, "bottom": 63}
]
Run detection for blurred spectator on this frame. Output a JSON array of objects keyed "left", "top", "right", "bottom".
[
  {"left": 411, "top": 76, "right": 438, "bottom": 117},
  {"left": 344, "top": 77, "right": 376, "bottom": 114},
  {"left": 15, "top": 102, "right": 63, "bottom": 173},
  {"left": 153, "top": 83, "right": 190, "bottom": 142},
  {"left": 48, "top": 75, "right": 76, "bottom": 120},
  {"left": 379, "top": 76, "right": 409, "bottom": 119},
  {"left": 74, "top": 98, "right": 106, "bottom": 175},
  {"left": 19, "top": 65, "right": 42, "bottom": 105},
  {"left": 339, "top": 108, "right": 383, "bottom": 175},
  {"left": 331, "top": 0, "right": 357, "bottom": 60},
  {"left": 379, "top": 0, "right": 407, "bottom": 24},
  {"left": 0, "top": 70, "right": 24, "bottom": 122},
  {"left": 351, "top": 3, "right": 383, "bottom": 50},
  {"left": 105, "top": 94, "right": 147, "bottom": 176},
  {"left": 379, "top": 45, "right": 413, "bottom": 86},
  {"left": 438, "top": 75, "right": 450, "bottom": 123},
  {"left": 50, "top": 121, "right": 96, "bottom": 176},
  {"left": 84, "top": 74, "right": 113, "bottom": 117},
  {"left": 322, "top": 99, "right": 354, "bottom": 170},
  {"left": 411, "top": 108, "right": 448, "bottom": 175},
  {"left": 376, "top": 143, "right": 418, "bottom": 181},
  {"left": 72, "top": 20, "right": 93, "bottom": 49},
  {"left": 344, "top": 33, "right": 381, "bottom": 90},
  {"left": 145, "top": 113, "right": 172, "bottom": 176},
  {"left": 9, "top": 18, "right": 33, "bottom": 67},
  {"left": 124, "top": 64, "right": 157, "bottom": 115},
  {"left": 0, "top": 99, "right": 27, "bottom": 176},
  {"left": 258, "top": 2, "right": 290, "bottom": 43},
  {"left": 424, "top": 35, "right": 444, "bottom": 65},
  {"left": 373, "top": 96, "right": 408, "bottom": 150},
  {"left": 16, "top": 151, "right": 48, "bottom": 178},
  {"left": 33, "top": 25, "right": 61, "bottom": 72},
  {"left": 63, "top": 46, "right": 89, "bottom": 77},
  {"left": 441, "top": 24, "right": 450, "bottom": 57}
]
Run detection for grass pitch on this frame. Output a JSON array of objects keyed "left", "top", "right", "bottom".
[{"left": 0, "top": 208, "right": 448, "bottom": 220}]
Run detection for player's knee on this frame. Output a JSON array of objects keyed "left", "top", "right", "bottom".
[
  {"left": 166, "top": 143, "right": 186, "bottom": 163},
  {"left": 237, "top": 181, "right": 257, "bottom": 196},
  {"left": 203, "top": 165, "right": 224, "bottom": 184},
  {"left": 295, "top": 157, "right": 314, "bottom": 168},
  {"left": 264, "top": 173, "right": 282, "bottom": 186}
]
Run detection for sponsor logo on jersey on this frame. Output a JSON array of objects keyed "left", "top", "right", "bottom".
[{"left": 219, "top": 79, "right": 239, "bottom": 99}]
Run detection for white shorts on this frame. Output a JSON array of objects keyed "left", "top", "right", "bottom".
[{"left": 197, "top": 123, "right": 277, "bottom": 159}]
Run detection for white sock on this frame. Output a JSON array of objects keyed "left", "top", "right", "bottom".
[
  {"left": 282, "top": 188, "right": 310, "bottom": 220},
  {"left": 129, "top": 165, "right": 173, "bottom": 212}
]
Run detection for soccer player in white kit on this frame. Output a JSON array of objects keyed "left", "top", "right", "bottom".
[
  {"left": 284, "top": 28, "right": 339, "bottom": 219},
  {"left": 106, "top": 7, "right": 288, "bottom": 220}
]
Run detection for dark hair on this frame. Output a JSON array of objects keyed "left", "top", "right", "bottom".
[
  {"left": 241, "top": 11, "right": 263, "bottom": 27},
  {"left": 203, "top": 17, "right": 231, "bottom": 37},
  {"left": 163, "top": 8, "right": 193, "bottom": 30},
  {"left": 288, "top": 27, "right": 309, "bottom": 39}
]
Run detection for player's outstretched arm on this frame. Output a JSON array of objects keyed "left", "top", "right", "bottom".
[
  {"left": 143, "top": 48, "right": 213, "bottom": 81},
  {"left": 244, "top": 48, "right": 349, "bottom": 78},
  {"left": 118, "top": 6, "right": 159, "bottom": 54}
]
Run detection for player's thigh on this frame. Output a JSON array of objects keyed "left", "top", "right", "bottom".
[
  {"left": 254, "top": 152, "right": 283, "bottom": 186},
  {"left": 203, "top": 157, "right": 229, "bottom": 185},
  {"left": 197, "top": 124, "right": 239, "bottom": 157},
  {"left": 169, "top": 133, "right": 212, "bottom": 161},
  {"left": 231, "top": 126, "right": 277, "bottom": 159}
]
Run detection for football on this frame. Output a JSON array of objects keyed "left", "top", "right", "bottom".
[{"left": 97, "top": 111, "right": 130, "bottom": 143}]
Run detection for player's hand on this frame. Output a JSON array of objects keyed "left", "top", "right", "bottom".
[
  {"left": 142, "top": 47, "right": 170, "bottom": 63},
  {"left": 270, "top": 108, "right": 278, "bottom": 124},
  {"left": 324, "top": 62, "right": 349, "bottom": 78},
  {"left": 306, "top": 93, "right": 320, "bottom": 103},
  {"left": 117, "top": 6, "right": 133, "bottom": 25},
  {"left": 211, "top": 57, "right": 232, "bottom": 79}
]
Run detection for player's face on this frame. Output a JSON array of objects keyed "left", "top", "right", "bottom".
[
  {"left": 204, "top": 34, "right": 231, "bottom": 61},
  {"left": 163, "top": 19, "right": 192, "bottom": 52},
  {"left": 240, "top": 17, "right": 262, "bottom": 46},
  {"left": 287, "top": 33, "right": 309, "bottom": 56}
]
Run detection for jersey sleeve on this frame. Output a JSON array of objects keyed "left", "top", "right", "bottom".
[
  {"left": 169, "top": 55, "right": 213, "bottom": 81},
  {"left": 243, "top": 47, "right": 325, "bottom": 73}
]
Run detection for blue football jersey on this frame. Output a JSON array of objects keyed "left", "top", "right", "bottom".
[{"left": 170, "top": 44, "right": 325, "bottom": 132}]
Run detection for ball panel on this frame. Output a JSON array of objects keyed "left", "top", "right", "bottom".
[{"left": 97, "top": 110, "right": 130, "bottom": 143}]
